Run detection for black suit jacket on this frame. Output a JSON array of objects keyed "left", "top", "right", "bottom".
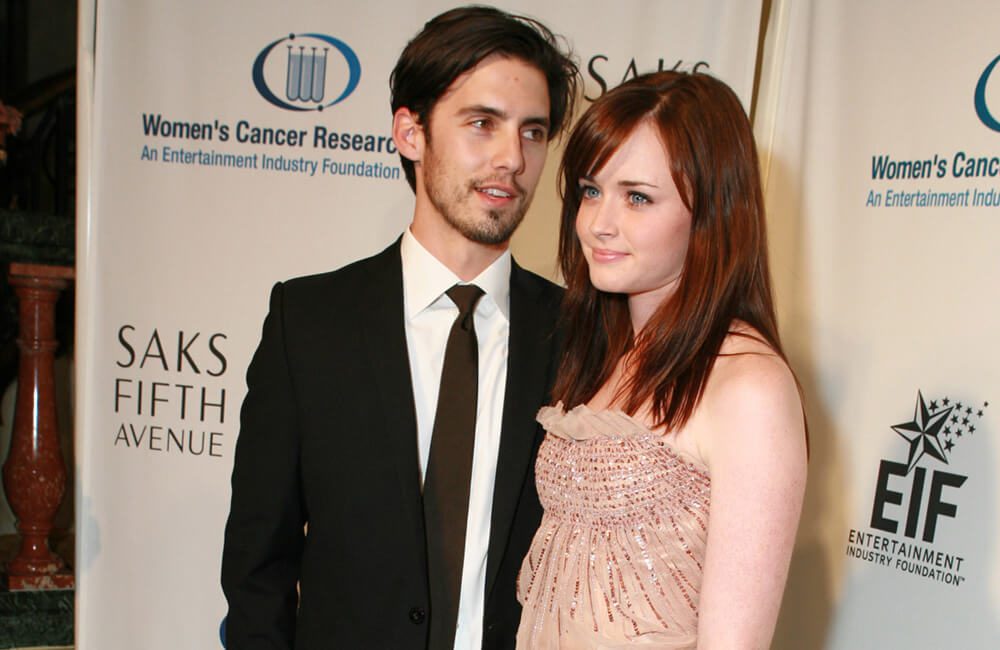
[{"left": 222, "top": 240, "right": 562, "bottom": 650}]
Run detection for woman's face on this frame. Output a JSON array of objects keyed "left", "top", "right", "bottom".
[{"left": 575, "top": 121, "right": 692, "bottom": 324}]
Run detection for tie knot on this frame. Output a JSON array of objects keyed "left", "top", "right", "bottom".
[{"left": 446, "top": 284, "right": 484, "bottom": 326}]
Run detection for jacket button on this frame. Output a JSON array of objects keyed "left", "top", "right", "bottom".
[{"left": 409, "top": 607, "right": 426, "bottom": 624}]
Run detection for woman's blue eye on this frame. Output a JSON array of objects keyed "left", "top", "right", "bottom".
[
  {"left": 580, "top": 185, "right": 600, "bottom": 199},
  {"left": 628, "top": 191, "right": 650, "bottom": 205}
]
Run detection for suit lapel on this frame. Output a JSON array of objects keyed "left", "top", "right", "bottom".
[
  {"left": 356, "top": 246, "right": 554, "bottom": 594},
  {"left": 484, "top": 263, "right": 553, "bottom": 597},
  {"left": 358, "top": 241, "right": 426, "bottom": 548}
]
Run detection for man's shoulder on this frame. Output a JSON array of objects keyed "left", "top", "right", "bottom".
[
  {"left": 279, "top": 241, "right": 400, "bottom": 299},
  {"left": 511, "top": 261, "right": 564, "bottom": 308}
]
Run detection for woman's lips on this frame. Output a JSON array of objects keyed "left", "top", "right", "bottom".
[{"left": 590, "top": 247, "right": 627, "bottom": 263}]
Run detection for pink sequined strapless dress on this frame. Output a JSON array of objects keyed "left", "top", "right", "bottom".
[{"left": 516, "top": 403, "right": 711, "bottom": 649}]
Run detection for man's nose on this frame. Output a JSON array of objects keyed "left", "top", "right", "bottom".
[{"left": 491, "top": 130, "right": 525, "bottom": 174}]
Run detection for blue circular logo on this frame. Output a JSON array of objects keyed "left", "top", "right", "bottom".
[
  {"left": 253, "top": 33, "right": 362, "bottom": 112},
  {"left": 974, "top": 54, "right": 1000, "bottom": 132}
]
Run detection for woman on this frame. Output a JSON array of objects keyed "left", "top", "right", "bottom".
[{"left": 516, "top": 71, "right": 807, "bottom": 649}]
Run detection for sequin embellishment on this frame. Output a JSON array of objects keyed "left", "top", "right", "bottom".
[{"left": 515, "top": 403, "right": 710, "bottom": 649}]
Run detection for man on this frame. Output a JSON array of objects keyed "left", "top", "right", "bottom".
[{"left": 221, "top": 6, "right": 578, "bottom": 649}]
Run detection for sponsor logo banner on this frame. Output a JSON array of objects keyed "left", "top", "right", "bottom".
[
  {"left": 252, "top": 33, "right": 362, "bottom": 112},
  {"left": 864, "top": 55, "right": 1000, "bottom": 210},
  {"left": 975, "top": 54, "right": 1000, "bottom": 133},
  {"left": 845, "top": 390, "right": 989, "bottom": 588}
]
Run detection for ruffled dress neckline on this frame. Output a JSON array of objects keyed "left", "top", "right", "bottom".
[{"left": 537, "top": 401, "right": 708, "bottom": 471}]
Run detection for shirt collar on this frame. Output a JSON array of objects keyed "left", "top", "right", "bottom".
[{"left": 400, "top": 228, "right": 511, "bottom": 321}]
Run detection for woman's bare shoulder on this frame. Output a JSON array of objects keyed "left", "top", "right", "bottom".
[
  {"left": 690, "top": 323, "right": 805, "bottom": 467},
  {"left": 713, "top": 324, "right": 793, "bottom": 389}
]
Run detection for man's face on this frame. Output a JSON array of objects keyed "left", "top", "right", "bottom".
[{"left": 417, "top": 56, "right": 551, "bottom": 245}]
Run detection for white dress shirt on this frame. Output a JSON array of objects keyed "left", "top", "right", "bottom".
[{"left": 400, "top": 228, "right": 510, "bottom": 650}]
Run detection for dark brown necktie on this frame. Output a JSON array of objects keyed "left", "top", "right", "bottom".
[{"left": 423, "top": 284, "right": 484, "bottom": 650}]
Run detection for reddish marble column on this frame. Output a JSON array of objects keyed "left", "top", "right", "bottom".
[{"left": 2, "top": 262, "right": 74, "bottom": 590}]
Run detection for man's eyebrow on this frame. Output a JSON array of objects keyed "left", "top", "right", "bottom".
[{"left": 457, "top": 104, "right": 506, "bottom": 119}]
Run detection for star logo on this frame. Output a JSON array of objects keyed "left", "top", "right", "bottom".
[
  {"left": 892, "top": 391, "right": 951, "bottom": 474},
  {"left": 890, "top": 392, "right": 989, "bottom": 474}
]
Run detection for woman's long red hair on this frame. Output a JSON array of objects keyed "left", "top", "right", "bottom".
[{"left": 553, "top": 71, "right": 787, "bottom": 431}]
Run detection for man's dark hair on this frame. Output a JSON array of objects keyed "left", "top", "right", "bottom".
[{"left": 390, "top": 5, "right": 579, "bottom": 191}]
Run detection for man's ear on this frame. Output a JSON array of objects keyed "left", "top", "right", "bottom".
[{"left": 392, "top": 107, "right": 424, "bottom": 163}]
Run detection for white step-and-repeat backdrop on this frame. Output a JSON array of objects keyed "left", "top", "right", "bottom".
[
  {"left": 758, "top": 1, "right": 1000, "bottom": 648},
  {"left": 75, "top": 2, "right": 762, "bottom": 648}
]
